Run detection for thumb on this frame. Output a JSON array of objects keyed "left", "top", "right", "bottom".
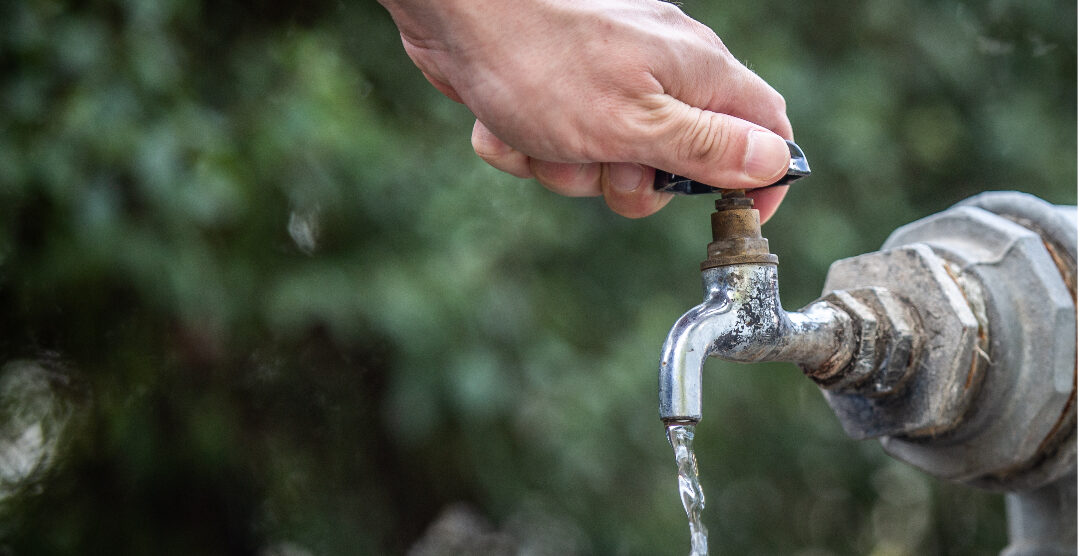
[{"left": 640, "top": 97, "right": 790, "bottom": 189}]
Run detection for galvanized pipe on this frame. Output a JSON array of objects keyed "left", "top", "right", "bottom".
[
  {"left": 658, "top": 191, "right": 1076, "bottom": 554},
  {"left": 1002, "top": 472, "right": 1077, "bottom": 556}
]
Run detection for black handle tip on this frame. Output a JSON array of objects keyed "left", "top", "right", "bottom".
[{"left": 654, "top": 140, "right": 810, "bottom": 195}]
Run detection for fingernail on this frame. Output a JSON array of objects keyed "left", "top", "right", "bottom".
[
  {"left": 744, "top": 130, "right": 789, "bottom": 181},
  {"left": 609, "top": 162, "right": 644, "bottom": 193}
]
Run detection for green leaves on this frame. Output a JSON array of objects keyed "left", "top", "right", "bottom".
[{"left": 0, "top": 0, "right": 1070, "bottom": 554}]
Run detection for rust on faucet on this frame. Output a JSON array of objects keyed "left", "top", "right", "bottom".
[{"left": 658, "top": 192, "right": 856, "bottom": 423}]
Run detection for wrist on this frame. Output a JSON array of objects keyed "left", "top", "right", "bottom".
[{"left": 377, "top": 0, "right": 486, "bottom": 46}]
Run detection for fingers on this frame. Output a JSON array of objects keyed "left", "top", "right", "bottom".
[
  {"left": 653, "top": 21, "right": 792, "bottom": 140},
  {"left": 471, "top": 120, "right": 532, "bottom": 178},
  {"left": 474, "top": 120, "right": 605, "bottom": 196},
  {"left": 530, "top": 159, "right": 602, "bottom": 197},
  {"left": 601, "top": 163, "right": 671, "bottom": 218},
  {"left": 475, "top": 103, "right": 784, "bottom": 220},
  {"left": 635, "top": 95, "right": 790, "bottom": 191},
  {"left": 472, "top": 120, "right": 670, "bottom": 217},
  {"left": 696, "top": 65, "right": 792, "bottom": 141}
]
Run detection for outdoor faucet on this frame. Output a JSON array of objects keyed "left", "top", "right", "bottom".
[
  {"left": 655, "top": 181, "right": 1077, "bottom": 554},
  {"left": 657, "top": 191, "right": 854, "bottom": 423}
]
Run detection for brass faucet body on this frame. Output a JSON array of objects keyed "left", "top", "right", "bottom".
[{"left": 702, "top": 193, "right": 777, "bottom": 269}]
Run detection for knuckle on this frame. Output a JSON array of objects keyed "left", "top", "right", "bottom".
[
  {"left": 677, "top": 110, "right": 730, "bottom": 165},
  {"left": 533, "top": 161, "right": 572, "bottom": 186},
  {"left": 697, "top": 26, "right": 730, "bottom": 56},
  {"left": 652, "top": 0, "right": 727, "bottom": 51},
  {"left": 764, "top": 90, "right": 792, "bottom": 137},
  {"left": 651, "top": 0, "right": 686, "bottom": 22},
  {"left": 534, "top": 161, "right": 599, "bottom": 197},
  {"left": 769, "top": 89, "right": 787, "bottom": 114}
]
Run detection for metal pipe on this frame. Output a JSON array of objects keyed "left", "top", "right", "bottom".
[
  {"left": 657, "top": 190, "right": 856, "bottom": 424},
  {"left": 658, "top": 263, "right": 853, "bottom": 422},
  {"left": 1002, "top": 472, "right": 1077, "bottom": 556},
  {"left": 658, "top": 189, "right": 1076, "bottom": 553}
]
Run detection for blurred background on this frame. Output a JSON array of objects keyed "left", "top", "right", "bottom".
[{"left": 0, "top": 0, "right": 1075, "bottom": 554}]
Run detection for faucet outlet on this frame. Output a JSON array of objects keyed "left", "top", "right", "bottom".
[
  {"left": 658, "top": 193, "right": 855, "bottom": 423},
  {"left": 657, "top": 190, "right": 1076, "bottom": 555}
]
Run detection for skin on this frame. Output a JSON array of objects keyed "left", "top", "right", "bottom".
[{"left": 377, "top": 0, "right": 793, "bottom": 221}]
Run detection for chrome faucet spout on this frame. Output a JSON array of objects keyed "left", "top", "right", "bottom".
[{"left": 658, "top": 263, "right": 853, "bottom": 423}]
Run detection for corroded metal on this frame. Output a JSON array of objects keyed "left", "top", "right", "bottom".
[
  {"left": 658, "top": 263, "right": 855, "bottom": 422},
  {"left": 658, "top": 196, "right": 854, "bottom": 422},
  {"left": 807, "top": 287, "right": 923, "bottom": 397},
  {"left": 818, "top": 244, "right": 984, "bottom": 439},
  {"left": 859, "top": 194, "right": 1078, "bottom": 556},
  {"left": 876, "top": 199, "right": 1076, "bottom": 491},
  {"left": 658, "top": 190, "right": 1077, "bottom": 555},
  {"left": 702, "top": 195, "right": 777, "bottom": 269}
]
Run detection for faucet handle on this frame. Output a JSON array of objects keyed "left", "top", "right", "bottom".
[{"left": 654, "top": 140, "right": 810, "bottom": 195}]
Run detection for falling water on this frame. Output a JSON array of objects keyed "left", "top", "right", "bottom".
[{"left": 667, "top": 423, "right": 707, "bottom": 556}]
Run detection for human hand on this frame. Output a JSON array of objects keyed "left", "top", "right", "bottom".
[{"left": 378, "top": 0, "right": 793, "bottom": 220}]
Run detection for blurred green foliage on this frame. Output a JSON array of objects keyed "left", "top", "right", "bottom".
[{"left": 0, "top": 0, "right": 1074, "bottom": 554}]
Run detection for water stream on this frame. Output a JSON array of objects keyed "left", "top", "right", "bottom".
[{"left": 667, "top": 423, "right": 707, "bottom": 556}]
